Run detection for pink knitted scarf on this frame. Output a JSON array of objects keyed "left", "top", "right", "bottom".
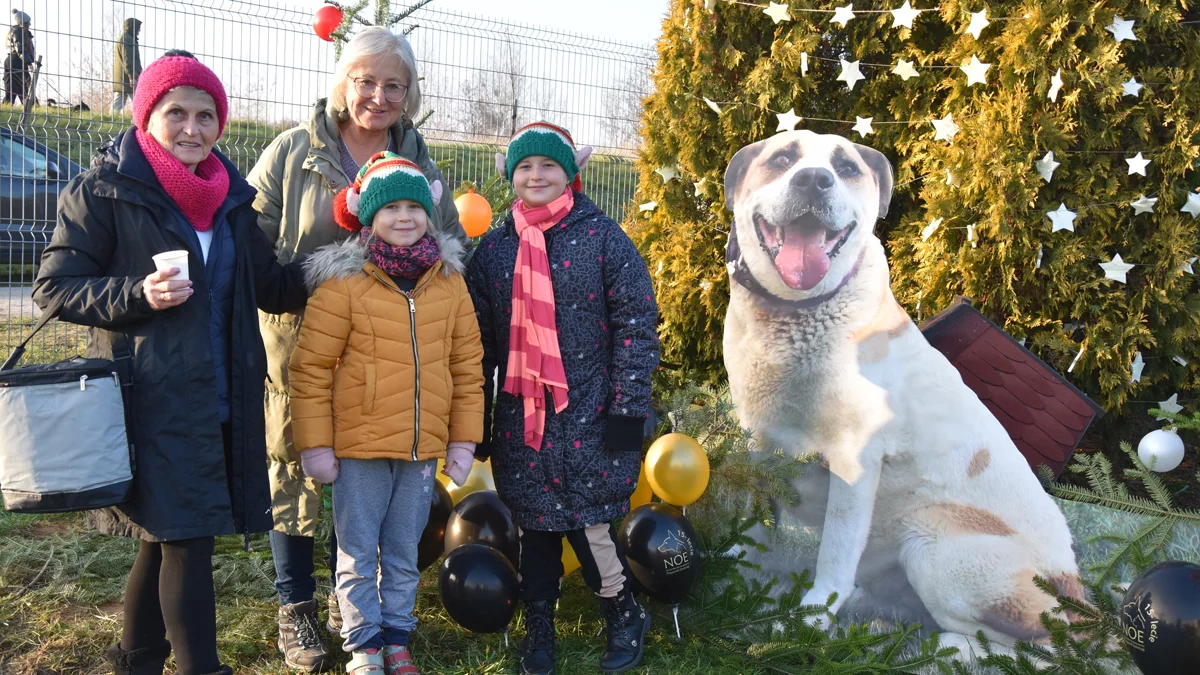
[{"left": 135, "top": 128, "right": 230, "bottom": 232}]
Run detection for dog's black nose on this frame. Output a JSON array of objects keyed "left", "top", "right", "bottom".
[{"left": 791, "top": 167, "right": 836, "bottom": 197}]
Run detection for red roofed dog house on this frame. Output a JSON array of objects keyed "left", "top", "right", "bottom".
[{"left": 920, "top": 298, "right": 1105, "bottom": 478}]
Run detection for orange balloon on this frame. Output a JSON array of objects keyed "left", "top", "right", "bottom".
[
  {"left": 312, "top": 5, "right": 342, "bottom": 42},
  {"left": 454, "top": 188, "right": 494, "bottom": 238}
]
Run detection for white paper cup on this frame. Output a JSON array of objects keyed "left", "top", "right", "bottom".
[{"left": 152, "top": 250, "right": 190, "bottom": 281}]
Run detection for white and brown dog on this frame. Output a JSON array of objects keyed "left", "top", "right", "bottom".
[{"left": 722, "top": 130, "right": 1082, "bottom": 657}]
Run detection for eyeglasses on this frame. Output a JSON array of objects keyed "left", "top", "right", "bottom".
[{"left": 351, "top": 77, "right": 409, "bottom": 103}]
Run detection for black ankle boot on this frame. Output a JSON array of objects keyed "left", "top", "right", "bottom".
[
  {"left": 599, "top": 591, "right": 650, "bottom": 674},
  {"left": 104, "top": 641, "right": 171, "bottom": 675},
  {"left": 520, "top": 600, "right": 557, "bottom": 675}
]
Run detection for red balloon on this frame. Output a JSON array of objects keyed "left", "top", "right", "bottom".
[{"left": 313, "top": 5, "right": 343, "bottom": 42}]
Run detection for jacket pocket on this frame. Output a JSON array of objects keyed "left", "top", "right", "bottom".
[{"left": 363, "top": 363, "right": 376, "bottom": 415}]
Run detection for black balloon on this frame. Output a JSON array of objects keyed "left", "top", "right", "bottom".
[
  {"left": 1119, "top": 561, "right": 1200, "bottom": 675},
  {"left": 417, "top": 481, "right": 453, "bottom": 571},
  {"left": 444, "top": 490, "right": 520, "bottom": 566},
  {"left": 618, "top": 503, "right": 701, "bottom": 605},
  {"left": 438, "top": 543, "right": 519, "bottom": 633}
]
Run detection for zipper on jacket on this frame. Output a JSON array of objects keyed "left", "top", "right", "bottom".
[{"left": 406, "top": 294, "right": 420, "bottom": 462}]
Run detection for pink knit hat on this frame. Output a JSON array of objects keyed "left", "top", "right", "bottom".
[{"left": 132, "top": 55, "right": 229, "bottom": 134}]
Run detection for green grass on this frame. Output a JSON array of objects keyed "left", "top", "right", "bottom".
[{"left": 0, "top": 510, "right": 765, "bottom": 675}]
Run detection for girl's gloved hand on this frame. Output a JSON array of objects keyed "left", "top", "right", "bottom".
[
  {"left": 443, "top": 442, "right": 477, "bottom": 486},
  {"left": 300, "top": 446, "right": 339, "bottom": 484}
]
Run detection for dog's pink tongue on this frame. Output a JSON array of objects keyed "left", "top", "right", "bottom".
[{"left": 774, "top": 229, "right": 829, "bottom": 290}]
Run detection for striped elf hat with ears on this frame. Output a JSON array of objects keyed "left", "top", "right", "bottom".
[
  {"left": 495, "top": 121, "right": 594, "bottom": 192},
  {"left": 333, "top": 152, "right": 443, "bottom": 232}
]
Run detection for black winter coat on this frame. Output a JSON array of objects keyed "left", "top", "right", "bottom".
[
  {"left": 32, "top": 130, "right": 308, "bottom": 542},
  {"left": 466, "top": 192, "right": 659, "bottom": 532}
]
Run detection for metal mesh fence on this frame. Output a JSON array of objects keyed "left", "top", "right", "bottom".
[{"left": 0, "top": 0, "right": 654, "bottom": 364}]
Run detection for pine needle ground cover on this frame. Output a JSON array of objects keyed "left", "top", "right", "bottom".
[{"left": 4, "top": 390, "right": 1198, "bottom": 674}]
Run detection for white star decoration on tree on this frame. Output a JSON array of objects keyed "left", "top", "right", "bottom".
[
  {"left": 1035, "top": 151, "right": 1060, "bottom": 183},
  {"left": 1106, "top": 16, "right": 1137, "bottom": 43},
  {"left": 1101, "top": 253, "right": 1135, "bottom": 284},
  {"left": 763, "top": 2, "right": 791, "bottom": 24},
  {"left": 1130, "top": 351, "right": 1145, "bottom": 383},
  {"left": 1126, "top": 152, "right": 1150, "bottom": 176},
  {"left": 694, "top": 177, "right": 707, "bottom": 197},
  {"left": 965, "top": 9, "right": 989, "bottom": 39},
  {"left": 1129, "top": 195, "right": 1157, "bottom": 215},
  {"left": 1047, "top": 203, "right": 1077, "bottom": 232},
  {"left": 831, "top": 3, "right": 856, "bottom": 27},
  {"left": 639, "top": 201, "right": 658, "bottom": 212},
  {"left": 703, "top": 97, "right": 723, "bottom": 115},
  {"left": 655, "top": 166, "right": 678, "bottom": 183},
  {"left": 801, "top": 51, "right": 809, "bottom": 76},
  {"left": 893, "top": 59, "right": 919, "bottom": 81},
  {"left": 776, "top": 108, "right": 802, "bottom": 132},
  {"left": 1181, "top": 256, "right": 1197, "bottom": 274},
  {"left": 852, "top": 116, "right": 874, "bottom": 137},
  {"left": 1156, "top": 393, "right": 1184, "bottom": 420},
  {"left": 838, "top": 59, "right": 865, "bottom": 90},
  {"left": 891, "top": 1, "right": 921, "bottom": 29},
  {"left": 959, "top": 55, "right": 991, "bottom": 86},
  {"left": 1122, "top": 77, "right": 1143, "bottom": 97},
  {"left": 932, "top": 113, "right": 958, "bottom": 142},
  {"left": 1048, "top": 69, "right": 1063, "bottom": 102},
  {"left": 1182, "top": 193, "right": 1200, "bottom": 219},
  {"left": 921, "top": 217, "right": 943, "bottom": 241}
]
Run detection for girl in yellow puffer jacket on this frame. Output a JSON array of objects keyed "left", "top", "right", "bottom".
[{"left": 288, "top": 152, "right": 484, "bottom": 675}]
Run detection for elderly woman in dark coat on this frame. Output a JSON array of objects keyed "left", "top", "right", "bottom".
[{"left": 32, "top": 52, "right": 308, "bottom": 675}]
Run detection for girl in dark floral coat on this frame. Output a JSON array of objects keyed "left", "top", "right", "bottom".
[{"left": 465, "top": 122, "right": 659, "bottom": 675}]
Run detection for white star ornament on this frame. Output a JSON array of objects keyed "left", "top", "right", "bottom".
[
  {"left": 763, "top": 2, "right": 791, "bottom": 24},
  {"left": 1126, "top": 152, "right": 1150, "bottom": 176},
  {"left": 932, "top": 113, "right": 959, "bottom": 142},
  {"left": 831, "top": 4, "right": 856, "bottom": 27},
  {"left": 1034, "top": 151, "right": 1060, "bottom": 183},
  {"left": 1047, "top": 203, "right": 1076, "bottom": 232},
  {"left": 1106, "top": 17, "right": 1137, "bottom": 43},
  {"left": 1101, "top": 254, "right": 1135, "bottom": 284},
  {"left": 838, "top": 59, "right": 865, "bottom": 90},
  {"left": 891, "top": 1, "right": 921, "bottom": 29},
  {"left": 965, "top": 9, "right": 989, "bottom": 40},
  {"left": 960, "top": 55, "right": 991, "bottom": 86},
  {"left": 776, "top": 108, "right": 802, "bottom": 133},
  {"left": 893, "top": 59, "right": 919, "bottom": 81},
  {"left": 1129, "top": 195, "right": 1157, "bottom": 215},
  {"left": 852, "top": 116, "right": 874, "bottom": 137}
]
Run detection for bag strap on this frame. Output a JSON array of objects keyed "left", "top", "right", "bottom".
[{"left": 1, "top": 295, "right": 65, "bottom": 371}]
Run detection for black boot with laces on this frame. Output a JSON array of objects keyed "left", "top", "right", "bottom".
[
  {"left": 520, "top": 600, "right": 557, "bottom": 675},
  {"left": 599, "top": 591, "right": 650, "bottom": 674}
]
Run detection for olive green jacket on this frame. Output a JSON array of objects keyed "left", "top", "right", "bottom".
[{"left": 248, "top": 100, "right": 466, "bottom": 536}]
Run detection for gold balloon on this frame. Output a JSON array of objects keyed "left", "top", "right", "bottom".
[
  {"left": 645, "top": 433, "right": 710, "bottom": 507},
  {"left": 561, "top": 537, "right": 581, "bottom": 575},
  {"left": 436, "top": 457, "right": 496, "bottom": 505}
]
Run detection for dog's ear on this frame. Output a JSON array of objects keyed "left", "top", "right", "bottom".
[
  {"left": 495, "top": 152, "right": 507, "bottom": 178},
  {"left": 723, "top": 139, "right": 767, "bottom": 212},
  {"left": 853, "top": 143, "right": 894, "bottom": 219}
]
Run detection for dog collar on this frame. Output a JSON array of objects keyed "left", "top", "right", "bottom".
[{"left": 725, "top": 224, "right": 864, "bottom": 313}]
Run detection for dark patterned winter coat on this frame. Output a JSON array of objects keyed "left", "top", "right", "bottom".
[{"left": 466, "top": 191, "right": 659, "bottom": 532}]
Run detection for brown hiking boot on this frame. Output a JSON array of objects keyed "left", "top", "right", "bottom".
[{"left": 277, "top": 599, "right": 333, "bottom": 672}]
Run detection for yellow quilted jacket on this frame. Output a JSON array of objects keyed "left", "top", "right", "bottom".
[{"left": 288, "top": 232, "right": 484, "bottom": 460}]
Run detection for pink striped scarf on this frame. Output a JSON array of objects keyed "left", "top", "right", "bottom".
[{"left": 504, "top": 190, "right": 575, "bottom": 450}]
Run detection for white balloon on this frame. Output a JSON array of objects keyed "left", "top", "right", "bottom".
[{"left": 1137, "top": 429, "right": 1185, "bottom": 473}]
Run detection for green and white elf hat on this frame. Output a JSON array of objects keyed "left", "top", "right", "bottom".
[
  {"left": 333, "top": 151, "right": 443, "bottom": 232},
  {"left": 496, "top": 121, "right": 593, "bottom": 192}
]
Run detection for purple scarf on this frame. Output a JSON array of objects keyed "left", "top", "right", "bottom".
[{"left": 362, "top": 230, "right": 441, "bottom": 280}]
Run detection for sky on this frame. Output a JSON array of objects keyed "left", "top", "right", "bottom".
[{"left": 432, "top": 0, "right": 669, "bottom": 46}]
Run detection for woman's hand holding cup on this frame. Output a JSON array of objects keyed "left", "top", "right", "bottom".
[{"left": 142, "top": 268, "right": 193, "bottom": 310}]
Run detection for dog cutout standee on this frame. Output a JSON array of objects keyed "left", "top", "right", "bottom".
[{"left": 721, "top": 130, "right": 1090, "bottom": 661}]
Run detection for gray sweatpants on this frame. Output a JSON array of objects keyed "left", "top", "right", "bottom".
[{"left": 333, "top": 457, "right": 436, "bottom": 652}]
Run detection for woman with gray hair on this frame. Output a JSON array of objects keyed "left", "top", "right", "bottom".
[{"left": 248, "top": 26, "right": 465, "bottom": 673}]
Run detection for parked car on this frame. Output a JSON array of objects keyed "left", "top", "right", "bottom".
[{"left": 0, "top": 127, "right": 84, "bottom": 266}]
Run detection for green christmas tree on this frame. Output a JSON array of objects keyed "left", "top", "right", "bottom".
[{"left": 628, "top": 0, "right": 1199, "bottom": 416}]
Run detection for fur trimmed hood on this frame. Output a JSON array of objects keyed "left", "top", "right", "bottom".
[{"left": 302, "top": 228, "right": 467, "bottom": 293}]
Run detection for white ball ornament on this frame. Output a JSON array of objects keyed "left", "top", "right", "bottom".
[{"left": 1137, "top": 429, "right": 1185, "bottom": 473}]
